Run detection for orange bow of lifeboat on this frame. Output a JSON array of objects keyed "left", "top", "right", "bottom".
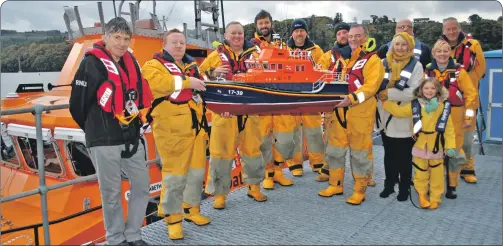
[{"left": 202, "top": 41, "right": 349, "bottom": 115}]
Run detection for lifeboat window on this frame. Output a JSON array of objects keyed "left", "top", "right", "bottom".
[
  {"left": 65, "top": 141, "right": 96, "bottom": 176},
  {"left": 1, "top": 134, "right": 20, "bottom": 166},
  {"left": 271, "top": 64, "right": 276, "bottom": 70},
  {"left": 263, "top": 62, "right": 269, "bottom": 70},
  {"left": 17, "top": 137, "right": 63, "bottom": 174},
  {"left": 278, "top": 64, "right": 283, "bottom": 70}
]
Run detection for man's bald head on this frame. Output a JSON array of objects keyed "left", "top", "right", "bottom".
[{"left": 395, "top": 19, "right": 414, "bottom": 36}]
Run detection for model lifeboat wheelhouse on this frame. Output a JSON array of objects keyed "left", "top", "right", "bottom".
[{"left": 203, "top": 36, "right": 349, "bottom": 115}]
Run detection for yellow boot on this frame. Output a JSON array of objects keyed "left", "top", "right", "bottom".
[
  {"left": 284, "top": 160, "right": 303, "bottom": 177},
  {"left": 273, "top": 166, "right": 294, "bottom": 186},
  {"left": 429, "top": 201, "right": 439, "bottom": 210},
  {"left": 460, "top": 158, "right": 477, "bottom": 183},
  {"left": 346, "top": 176, "right": 367, "bottom": 205},
  {"left": 315, "top": 168, "right": 329, "bottom": 182},
  {"left": 367, "top": 166, "right": 376, "bottom": 187},
  {"left": 165, "top": 213, "right": 184, "bottom": 240},
  {"left": 418, "top": 194, "right": 431, "bottom": 209},
  {"left": 182, "top": 202, "right": 211, "bottom": 226},
  {"left": 462, "top": 175, "right": 477, "bottom": 183},
  {"left": 318, "top": 168, "right": 344, "bottom": 197},
  {"left": 247, "top": 184, "right": 268, "bottom": 202},
  {"left": 213, "top": 195, "right": 226, "bottom": 210},
  {"left": 311, "top": 163, "right": 324, "bottom": 173},
  {"left": 262, "top": 169, "right": 275, "bottom": 190}
]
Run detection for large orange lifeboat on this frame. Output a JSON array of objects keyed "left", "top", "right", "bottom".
[
  {"left": 0, "top": 1, "right": 247, "bottom": 245},
  {"left": 203, "top": 34, "right": 349, "bottom": 115}
]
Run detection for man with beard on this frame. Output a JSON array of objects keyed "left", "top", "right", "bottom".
[
  {"left": 250, "top": 10, "right": 295, "bottom": 190},
  {"left": 316, "top": 22, "right": 352, "bottom": 182},
  {"left": 250, "top": 9, "right": 276, "bottom": 47},
  {"left": 280, "top": 18, "right": 326, "bottom": 177}
]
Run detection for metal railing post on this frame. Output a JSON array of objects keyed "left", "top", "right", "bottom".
[{"left": 34, "top": 104, "right": 51, "bottom": 245}]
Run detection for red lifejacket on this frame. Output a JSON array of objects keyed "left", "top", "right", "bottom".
[
  {"left": 216, "top": 45, "right": 251, "bottom": 80},
  {"left": 328, "top": 48, "right": 344, "bottom": 72},
  {"left": 250, "top": 37, "right": 263, "bottom": 46},
  {"left": 426, "top": 64, "right": 464, "bottom": 106},
  {"left": 152, "top": 53, "right": 204, "bottom": 103},
  {"left": 87, "top": 40, "right": 152, "bottom": 121},
  {"left": 453, "top": 34, "right": 476, "bottom": 72},
  {"left": 346, "top": 51, "right": 377, "bottom": 93}
]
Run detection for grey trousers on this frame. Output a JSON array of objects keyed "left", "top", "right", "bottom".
[{"left": 89, "top": 143, "right": 150, "bottom": 244}]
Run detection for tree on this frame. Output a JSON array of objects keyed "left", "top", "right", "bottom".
[
  {"left": 333, "top": 13, "right": 343, "bottom": 24},
  {"left": 309, "top": 15, "right": 316, "bottom": 30},
  {"left": 498, "top": 16, "right": 502, "bottom": 22},
  {"left": 370, "top": 15, "right": 378, "bottom": 24},
  {"left": 392, "top": 18, "right": 396, "bottom": 23},
  {"left": 468, "top": 14, "right": 482, "bottom": 24}
]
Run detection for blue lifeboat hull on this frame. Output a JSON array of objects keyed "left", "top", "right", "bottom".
[{"left": 202, "top": 81, "right": 348, "bottom": 115}]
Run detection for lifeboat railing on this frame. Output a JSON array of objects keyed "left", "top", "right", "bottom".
[
  {"left": 288, "top": 50, "right": 311, "bottom": 60},
  {"left": 317, "top": 72, "right": 349, "bottom": 83},
  {"left": 309, "top": 73, "right": 349, "bottom": 93},
  {"left": 0, "top": 103, "right": 160, "bottom": 246}
]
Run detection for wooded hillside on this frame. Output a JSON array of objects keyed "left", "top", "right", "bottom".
[{"left": 1, "top": 14, "right": 501, "bottom": 72}]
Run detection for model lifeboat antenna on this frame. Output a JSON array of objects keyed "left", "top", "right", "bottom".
[{"left": 272, "top": 33, "right": 282, "bottom": 49}]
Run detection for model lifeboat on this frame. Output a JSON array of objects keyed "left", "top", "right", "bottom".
[{"left": 202, "top": 36, "right": 349, "bottom": 115}]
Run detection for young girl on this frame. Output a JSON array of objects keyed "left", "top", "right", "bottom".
[{"left": 382, "top": 78, "right": 458, "bottom": 210}]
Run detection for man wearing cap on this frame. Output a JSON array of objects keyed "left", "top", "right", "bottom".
[
  {"left": 315, "top": 22, "right": 352, "bottom": 182},
  {"left": 378, "top": 19, "right": 431, "bottom": 70},
  {"left": 251, "top": 10, "right": 295, "bottom": 190},
  {"left": 274, "top": 18, "right": 326, "bottom": 178}
]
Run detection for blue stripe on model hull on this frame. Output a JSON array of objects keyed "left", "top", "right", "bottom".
[{"left": 202, "top": 82, "right": 348, "bottom": 104}]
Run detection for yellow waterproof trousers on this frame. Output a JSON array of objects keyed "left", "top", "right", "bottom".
[
  {"left": 206, "top": 113, "right": 264, "bottom": 196},
  {"left": 448, "top": 106, "right": 469, "bottom": 185},
  {"left": 412, "top": 157, "right": 445, "bottom": 203},
  {"left": 297, "top": 113, "right": 326, "bottom": 171},
  {"left": 153, "top": 101, "right": 207, "bottom": 216},
  {"left": 321, "top": 102, "right": 375, "bottom": 204},
  {"left": 267, "top": 115, "right": 303, "bottom": 175},
  {"left": 461, "top": 109, "right": 477, "bottom": 182}
]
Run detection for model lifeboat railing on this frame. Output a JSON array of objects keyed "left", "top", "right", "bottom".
[
  {"left": 289, "top": 50, "right": 312, "bottom": 60},
  {"left": 318, "top": 72, "right": 349, "bottom": 83}
]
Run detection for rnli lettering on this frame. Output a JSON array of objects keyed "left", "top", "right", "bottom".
[
  {"left": 99, "top": 88, "right": 113, "bottom": 107},
  {"left": 230, "top": 171, "right": 244, "bottom": 188},
  {"left": 219, "top": 53, "right": 229, "bottom": 62},
  {"left": 163, "top": 62, "right": 182, "bottom": 74},
  {"left": 100, "top": 58, "right": 119, "bottom": 75},
  {"left": 352, "top": 59, "right": 368, "bottom": 70},
  {"left": 75, "top": 80, "right": 87, "bottom": 87}
]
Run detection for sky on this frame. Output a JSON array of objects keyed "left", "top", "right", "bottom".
[{"left": 1, "top": 0, "right": 502, "bottom": 32}]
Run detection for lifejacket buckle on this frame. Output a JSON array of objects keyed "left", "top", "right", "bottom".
[
  {"left": 125, "top": 100, "right": 139, "bottom": 115},
  {"left": 116, "top": 112, "right": 138, "bottom": 126}
]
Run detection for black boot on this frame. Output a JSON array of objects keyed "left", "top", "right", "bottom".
[
  {"left": 397, "top": 191, "right": 409, "bottom": 201},
  {"left": 380, "top": 178, "right": 396, "bottom": 198},
  {"left": 396, "top": 180, "right": 410, "bottom": 202},
  {"left": 379, "top": 187, "right": 395, "bottom": 198},
  {"left": 445, "top": 186, "right": 457, "bottom": 199}
]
